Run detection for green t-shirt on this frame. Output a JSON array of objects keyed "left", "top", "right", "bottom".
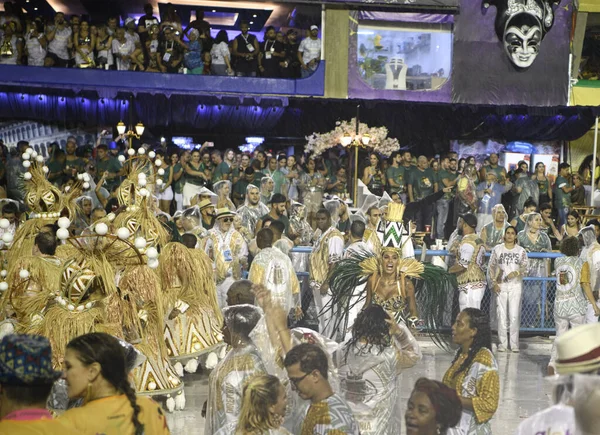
[
  {"left": 327, "top": 174, "right": 347, "bottom": 195},
  {"left": 386, "top": 166, "right": 406, "bottom": 194},
  {"left": 409, "top": 167, "right": 435, "bottom": 200},
  {"left": 484, "top": 165, "right": 506, "bottom": 181},
  {"left": 554, "top": 175, "right": 572, "bottom": 208},
  {"left": 186, "top": 162, "right": 206, "bottom": 186},
  {"left": 47, "top": 159, "right": 66, "bottom": 186},
  {"left": 160, "top": 165, "right": 173, "bottom": 185},
  {"left": 65, "top": 156, "right": 86, "bottom": 174},
  {"left": 212, "top": 161, "right": 230, "bottom": 183},
  {"left": 172, "top": 163, "right": 185, "bottom": 194},
  {"left": 438, "top": 169, "right": 458, "bottom": 199},
  {"left": 96, "top": 157, "right": 122, "bottom": 191},
  {"left": 233, "top": 178, "right": 250, "bottom": 202}
]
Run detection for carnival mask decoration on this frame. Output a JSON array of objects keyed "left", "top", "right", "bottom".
[{"left": 487, "top": 0, "right": 560, "bottom": 70}]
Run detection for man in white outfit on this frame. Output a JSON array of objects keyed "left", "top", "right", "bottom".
[
  {"left": 487, "top": 226, "right": 528, "bottom": 352},
  {"left": 579, "top": 225, "right": 600, "bottom": 323}
]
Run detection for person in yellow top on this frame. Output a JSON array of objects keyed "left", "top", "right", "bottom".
[
  {"left": 443, "top": 308, "right": 499, "bottom": 435},
  {"left": 0, "top": 333, "right": 79, "bottom": 435},
  {"left": 59, "top": 332, "right": 170, "bottom": 435}
]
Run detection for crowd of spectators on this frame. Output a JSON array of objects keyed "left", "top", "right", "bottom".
[{"left": 0, "top": 2, "right": 321, "bottom": 77}]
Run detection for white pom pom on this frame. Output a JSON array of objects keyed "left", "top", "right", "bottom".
[
  {"left": 155, "top": 159, "right": 162, "bottom": 167},
  {"left": 139, "top": 188, "right": 149, "bottom": 197},
  {"left": 205, "top": 352, "right": 219, "bottom": 369},
  {"left": 0, "top": 282, "right": 7, "bottom": 292},
  {"left": 156, "top": 179, "right": 163, "bottom": 186},
  {"left": 42, "top": 166, "right": 49, "bottom": 174},
  {"left": 19, "top": 269, "right": 30, "bottom": 279},
  {"left": 56, "top": 228, "right": 70, "bottom": 240},
  {"left": 138, "top": 179, "right": 147, "bottom": 187},
  {"left": 2, "top": 233, "right": 13, "bottom": 243},
  {"left": 166, "top": 396, "right": 175, "bottom": 413},
  {"left": 36, "top": 155, "right": 44, "bottom": 163},
  {"left": 134, "top": 237, "right": 147, "bottom": 249},
  {"left": 76, "top": 305, "right": 85, "bottom": 312},
  {"left": 107, "top": 213, "right": 116, "bottom": 222},
  {"left": 82, "top": 182, "right": 90, "bottom": 190},
  {"left": 22, "top": 161, "right": 31, "bottom": 168},
  {"left": 82, "top": 173, "right": 90, "bottom": 182},
  {"left": 138, "top": 148, "right": 146, "bottom": 155},
  {"left": 31, "top": 151, "right": 38, "bottom": 158},
  {"left": 64, "top": 185, "right": 70, "bottom": 192},
  {"left": 22, "top": 153, "right": 30, "bottom": 160},
  {"left": 67, "top": 304, "right": 75, "bottom": 311},
  {"left": 77, "top": 174, "right": 84, "bottom": 180},
  {"left": 184, "top": 358, "right": 199, "bottom": 374},
  {"left": 0, "top": 219, "right": 10, "bottom": 229},
  {"left": 147, "top": 258, "right": 159, "bottom": 269},
  {"left": 85, "top": 302, "right": 93, "bottom": 309},
  {"left": 116, "top": 227, "right": 130, "bottom": 240},
  {"left": 148, "top": 381, "right": 157, "bottom": 391},
  {"left": 127, "top": 148, "right": 135, "bottom": 156},
  {"left": 118, "top": 155, "right": 126, "bottom": 163},
  {"left": 137, "top": 172, "right": 147, "bottom": 180},
  {"left": 173, "top": 362, "right": 184, "bottom": 378},
  {"left": 25, "top": 147, "right": 33, "bottom": 155},
  {"left": 157, "top": 168, "right": 165, "bottom": 176},
  {"left": 57, "top": 217, "right": 71, "bottom": 229},
  {"left": 175, "top": 391, "right": 186, "bottom": 410},
  {"left": 148, "top": 151, "right": 156, "bottom": 159},
  {"left": 146, "top": 247, "right": 158, "bottom": 259},
  {"left": 0, "top": 270, "right": 7, "bottom": 278},
  {"left": 94, "top": 223, "right": 108, "bottom": 235},
  {"left": 23, "top": 172, "right": 32, "bottom": 180}
]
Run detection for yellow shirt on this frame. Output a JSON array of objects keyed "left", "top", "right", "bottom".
[
  {"left": 0, "top": 418, "right": 78, "bottom": 435},
  {"left": 59, "top": 394, "right": 170, "bottom": 435}
]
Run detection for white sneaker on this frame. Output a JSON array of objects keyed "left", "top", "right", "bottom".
[
  {"left": 497, "top": 345, "right": 507, "bottom": 352},
  {"left": 512, "top": 348, "right": 520, "bottom": 353}
]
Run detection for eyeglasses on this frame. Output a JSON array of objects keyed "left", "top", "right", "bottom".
[
  {"left": 221, "top": 217, "right": 233, "bottom": 222},
  {"left": 288, "top": 372, "right": 310, "bottom": 386}
]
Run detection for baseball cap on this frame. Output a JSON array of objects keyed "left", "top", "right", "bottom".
[
  {"left": 310, "top": 25, "right": 318, "bottom": 31},
  {"left": 459, "top": 213, "right": 477, "bottom": 229}
]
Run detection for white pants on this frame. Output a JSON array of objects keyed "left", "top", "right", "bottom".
[
  {"left": 157, "top": 185, "right": 174, "bottom": 201},
  {"left": 496, "top": 282, "right": 522, "bottom": 349},
  {"left": 312, "top": 281, "right": 334, "bottom": 338},
  {"left": 183, "top": 182, "right": 205, "bottom": 207},
  {"left": 174, "top": 192, "right": 183, "bottom": 212},
  {"left": 458, "top": 283, "right": 485, "bottom": 311},
  {"left": 550, "top": 312, "right": 587, "bottom": 365},
  {"left": 585, "top": 301, "right": 600, "bottom": 324}
]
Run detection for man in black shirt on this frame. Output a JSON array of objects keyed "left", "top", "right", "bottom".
[
  {"left": 232, "top": 21, "right": 260, "bottom": 77},
  {"left": 137, "top": 4, "right": 159, "bottom": 45},
  {"left": 260, "top": 26, "right": 284, "bottom": 78},
  {"left": 281, "top": 29, "right": 301, "bottom": 78}
]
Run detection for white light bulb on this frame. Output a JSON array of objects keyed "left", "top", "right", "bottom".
[
  {"left": 118, "top": 155, "right": 126, "bottom": 163},
  {"left": 127, "top": 148, "right": 135, "bottom": 156},
  {"left": 156, "top": 179, "right": 163, "bottom": 186},
  {"left": 148, "top": 151, "right": 156, "bottom": 159},
  {"left": 157, "top": 168, "right": 165, "bottom": 176},
  {"left": 155, "top": 159, "right": 162, "bottom": 167},
  {"left": 138, "top": 148, "right": 146, "bottom": 155}
]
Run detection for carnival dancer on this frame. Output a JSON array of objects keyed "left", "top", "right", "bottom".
[
  {"left": 236, "top": 184, "right": 269, "bottom": 235},
  {"left": 479, "top": 204, "right": 510, "bottom": 251},
  {"left": 203, "top": 207, "right": 248, "bottom": 309},
  {"left": 309, "top": 208, "right": 344, "bottom": 336},
  {"left": 324, "top": 202, "right": 454, "bottom": 345},
  {"left": 487, "top": 226, "right": 528, "bottom": 352},
  {"left": 449, "top": 213, "right": 486, "bottom": 311},
  {"left": 249, "top": 228, "right": 301, "bottom": 317},
  {"left": 204, "top": 304, "right": 267, "bottom": 435},
  {"left": 579, "top": 225, "right": 600, "bottom": 323},
  {"left": 337, "top": 305, "right": 422, "bottom": 434},
  {"left": 548, "top": 237, "right": 600, "bottom": 375},
  {"left": 443, "top": 308, "right": 499, "bottom": 435}
]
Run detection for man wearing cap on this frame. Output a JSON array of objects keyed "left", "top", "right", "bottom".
[
  {"left": 198, "top": 198, "right": 215, "bottom": 230},
  {"left": 298, "top": 25, "right": 321, "bottom": 78},
  {"left": 237, "top": 184, "right": 269, "bottom": 235},
  {"left": 515, "top": 323, "right": 600, "bottom": 435},
  {"left": 255, "top": 193, "right": 290, "bottom": 236},
  {"left": 449, "top": 213, "right": 487, "bottom": 310},
  {"left": 124, "top": 17, "right": 141, "bottom": 46},
  {"left": 203, "top": 208, "right": 248, "bottom": 308},
  {"left": 0, "top": 334, "right": 78, "bottom": 434}
]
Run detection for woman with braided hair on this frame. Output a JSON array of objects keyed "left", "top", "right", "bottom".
[
  {"left": 442, "top": 309, "right": 499, "bottom": 435},
  {"left": 60, "top": 332, "right": 170, "bottom": 435},
  {"left": 215, "top": 374, "right": 290, "bottom": 435},
  {"left": 405, "top": 378, "right": 462, "bottom": 435}
]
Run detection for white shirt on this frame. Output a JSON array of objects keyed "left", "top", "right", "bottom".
[
  {"left": 111, "top": 38, "right": 135, "bottom": 70},
  {"left": 210, "top": 41, "right": 230, "bottom": 65},
  {"left": 298, "top": 37, "right": 321, "bottom": 68},
  {"left": 488, "top": 243, "right": 528, "bottom": 284},
  {"left": 47, "top": 25, "right": 72, "bottom": 60},
  {"left": 125, "top": 31, "right": 140, "bottom": 46}
]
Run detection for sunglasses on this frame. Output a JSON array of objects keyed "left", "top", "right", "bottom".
[
  {"left": 221, "top": 217, "right": 233, "bottom": 222},
  {"left": 288, "top": 372, "right": 310, "bottom": 386}
]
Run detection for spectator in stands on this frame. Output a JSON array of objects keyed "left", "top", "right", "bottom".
[
  {"left": 571, "top": 173, "right": 586, "bottom": 206},
  {"left": 74, "top": 20, "right": 95, "bottom": 68},
  {"left": 409, "top": 155, "right": 437, "bottom": 231},
  {"left": 157, "top": 26, "right": 184, "bottom": 73},
  {"left": 137, "top": 3, "right": 159, "bottom": 46},
  {"left": 532, "top": 161, "right": 552, "bottom": 205},
  {"left": 111, "top": 27, "right": 136, "bottom": 71},
  {"left": 160, "top": 3, "right": 182, "bottom": 34},
  {"left": 554, "top": 162, "right": 573, "bottom": 227},
  {"left": 6, "top": 140, "right": 28, "bottom": 202},
  {"left": 539, "top": 202, "right": 561, "bottom": 243},
  {"left": 95, "top": 144, "right": 122, "bottom": 192},
  {"left": 106, "top": 16, "right": 118, "bottom": 37},
  {"left": 25, "top": 19, "right": 47, "bottom": 66},
  {"left": 44, "top": 12, "right": 71, "bottom": 67},
  {"left": 260, "top": 26, "right": 284, "bottom": 78},
  {"left": 184, "top": 29, "right": 203, "bottom": 74},
  {"left": 232, "top": 21, "right": 259, "bottom": 77},
  {"left": 281, "top": 29, "right": 301, "bottom": 78},
  {"left": 577, "top": 154, "right": 600, "bottom": 187},
  {"left": 362, "top": 152, "right": 386, "bottom": 197},
  {"left": 211, "top": 150, "right": 230, "bottom": 183},
  {"left": 185, "top": 8, "right": 211, "bottom": 46},
  {"left": 587, "top": 218, "right": 600, "bottom": 244},
  {"left": 298, "top": 25, "right": 321, "bottom": 78},
  {"left": 560, "top": 210, "right": 582, "bottom": 239},
  {"left": 123, "top": 18, "right": 140, "bottom": 46},
  {"left": 95, "top": 24, "right": 112, "bottom": 69},
  {"left": 510, "top": 197, "right": 537, "bottom": 234},
  {"left": 144, "top": 23, "right": 160, "bottom": 71},
  {"left": 210, "top": 29, "right": 232, "bottom": 75},
  {"left": 0, "top": 21, "right": 21, "bottom": 65}
]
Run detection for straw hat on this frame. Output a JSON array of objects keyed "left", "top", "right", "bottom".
[
  {"left": 215, "top": 208, "right": 235, "bottom": 219},
  {"left": 555, "top": 323, "right": 600, "bottom": 375}
]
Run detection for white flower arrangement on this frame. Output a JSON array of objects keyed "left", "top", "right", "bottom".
[{"left": 304, "top": 118, "right": 400, "bottom": 157}]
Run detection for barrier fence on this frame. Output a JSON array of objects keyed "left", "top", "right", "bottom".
[{"left": 288, "top": 247, "right": 562, "bottom": 334}]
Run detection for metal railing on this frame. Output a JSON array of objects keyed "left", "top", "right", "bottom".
[{"left": 288, "top": 247, "right": 563, "bottom": 334}]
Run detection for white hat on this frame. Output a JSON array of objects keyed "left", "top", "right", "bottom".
[
  {"left": 310, "top": 25, "right": 318, "bottom": 31},
  {"left": 555, "top": 323, "right": 600, "bottom": 375}
]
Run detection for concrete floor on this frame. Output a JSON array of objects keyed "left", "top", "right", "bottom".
[{"left": 165, "top": 341, "right": 554, "bottom": 435}]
